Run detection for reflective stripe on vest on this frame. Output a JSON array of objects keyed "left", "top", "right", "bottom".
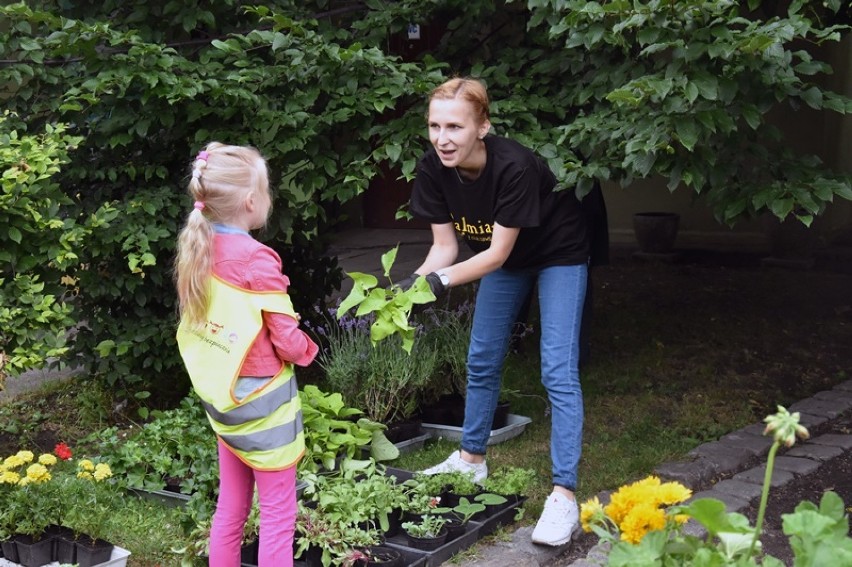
[{"left": 177, "top": 275, "right": 305, "bottom": 470}]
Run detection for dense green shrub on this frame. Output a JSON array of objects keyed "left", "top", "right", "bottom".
[{"left": 1, "top": 0, "right": 848, "bottom": 410}]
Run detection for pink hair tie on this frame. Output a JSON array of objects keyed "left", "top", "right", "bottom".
[
  {"left": 196, "top": 151, "right": 209, "bottom": 162},
  {"left": 193, "top": 201, "right": 205, "bottom": 211}
]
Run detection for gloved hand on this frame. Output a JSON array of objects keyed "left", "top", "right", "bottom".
[
  {"left": 423, "top": 272, "right": 446, "bottom": 297},
  {"left": 394, "top": 273, "right": 420, "bottom": 291}
]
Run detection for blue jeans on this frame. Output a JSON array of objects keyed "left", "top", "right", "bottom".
[{"left": 462, "top": 264, "right": 587, "bottom": 491}]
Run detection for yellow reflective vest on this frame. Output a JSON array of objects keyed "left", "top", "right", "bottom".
[{"left": 176, "top": 276, "right": 304, "bottom": 470}]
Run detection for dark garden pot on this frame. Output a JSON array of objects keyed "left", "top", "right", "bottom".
[
  {"left": 382, "top": 508, "right": 403, "bottom": 538},
  {"left": 633, "top": 212, "right": 680, "bottom": 253},
  {"left": 74, "top": 535, "right": 114, "bottom": 567},
  {"left": 384, "top": 419, "right": 423, "bottom": 444},
  {"left": 492, "top": 401, "right": 511, "bottom": 430},
  {"left": 441, "top": 489, "right": 481, "bottom": 509},
  {"left": 441, "top": 514, "right": 467, "bottom": 542},
  {"left": 241, "top": 538, "right": 259, "bottom": 565},
  {"left": 419, "top": 394, "right": 465, "bottom": 426},
  {"left": 14, "top": 534, "right": 54, "bottom": 567},
  {"left": 404, "top": 527, "right": 448, "bottom": 551},
  {"left": 301, "top": 544, "right": 324, "bottom": 567},
  {"left": 356, "top": 545, "right": 404, "bottom": 567},
  {"left": 1, "top": 538, "right": 18, "bottom": 562},
  {"left": 48, "top": 526, "right": 78, "bottom": 565}
]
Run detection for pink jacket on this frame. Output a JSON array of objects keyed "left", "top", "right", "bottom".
[{"left": 213, "top": 232, "right": 318, "bottom": 375}]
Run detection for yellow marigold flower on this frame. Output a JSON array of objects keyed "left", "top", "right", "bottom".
[
  {"left": 77, "top": 471, "right": 94, "bottom": 480},
  {"left": 18, "top": 476, "right": 32, "bottom": 486},
  {"left": 618, "top": 502, "right": 666, "bottom": 544},
  {"left": 78, "top": 459, "right": 95, "bottom": 472},
  {"left": 16, "top": 451, "right": 34, "bottom": 463},
  {"left": 580, "top": 496, "right": 605, "bottom": 533},
  {"left": 673, "top": 513, "right": 690, "bottom": 525},
  {"left": 26, "top": 463, "right": 51, "bottom": 483},
  {"left": 38, "top": 453, "right": 57, "bottom": 466},
  {"left": 93, "top": 463, "right": 112, "bottom": 481},
  {"left": 656, "top": 481, "right": 692, "bottom": 505},
  {"left": 0, "top": 470, "right": 20, "bottom": 484},
  {"left": 4, "top": 455, "right": 24, "bottom": 469}
]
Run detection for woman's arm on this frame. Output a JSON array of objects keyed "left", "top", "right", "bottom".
[{"left": 415, "top": 222, "right": 519, "bottom": 288}]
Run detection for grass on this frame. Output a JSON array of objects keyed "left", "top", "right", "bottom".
[{"left": 1, "top": 249, "right": 850, "bottom": 565}]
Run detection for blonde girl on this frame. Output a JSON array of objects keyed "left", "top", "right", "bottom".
[{"left": 175, "top": 142, "right": 317, "bottom": 567}]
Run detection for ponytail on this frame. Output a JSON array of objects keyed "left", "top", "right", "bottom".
[{"left": 174, "top": 142, "right": 269, "bottom": 327}]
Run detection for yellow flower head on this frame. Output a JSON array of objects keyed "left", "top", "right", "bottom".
[
  {"left": 25, "top": 463, "right": 51, "bottom": 483},
  {"left": 619, "top": 502, "right": 667, "bottom": 544},
  {"left": 602, "top": 475, "right": 692, "bottom": 544},
  {"left": 0, "top": 470, "right": 20, "bottom": 485},
  {"left": 16, "top": 451, "right": 34, "bottom": 464},
  {"left": 77, "top": 471, "right": 94, "bottom": 480},
  {"left": 78, "top": 459, "right": 95, "bottom": 472},
  {"left": 93, "top": 463, "right": 112, "bottom": 482},
  {"left": 580, "top": 496, "right": 605, "bottom": 533},
  {"left": 4, "top": 455, "right": 24, "bottom": 469},
  {"left": 38, "top": 453, "right": 58, "bottom": 467}
]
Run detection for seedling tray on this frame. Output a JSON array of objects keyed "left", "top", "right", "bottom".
[{"left": 420, "top": 414, "right": 532, "bottom": 446}]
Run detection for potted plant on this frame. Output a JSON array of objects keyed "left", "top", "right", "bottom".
[
  {"left": 62, "top": 458, "right": 118, "bottom": 567},
  {"left": 298, "top": 385, "right": 395, "bottom": 472},
  {"left": 481, "top": 466, "right": 537, "bottom": 504},
  {"left": 301, "top": 461, "right": 410, "bottom": 536},
  {"left": 425, "top": 470, "right": 481, "bottom": 508},
  {"left": 294, "top": 503, "right": 382, "bottom": 567},
  {"left": 401, "top": 513, "right": 448, "bottom": 550},
  {"left": 344, "top": 544, "right": 403, "bottom": 567},
  {"left": 0, "top": 450, "right": 63, "bottom": 567},
  {"left": 430, "top": 496, "right": 484, "bottom": 541}
]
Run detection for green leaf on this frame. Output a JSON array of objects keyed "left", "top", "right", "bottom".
[
  {"left": 381, "top": 245, "right": 398, "bottom": 278},
  {"left": 675, "top": 120, "right": 699, "bottom": 151},
  {"left": 8, "top": 227, "right": 22, "bottom": 243}
]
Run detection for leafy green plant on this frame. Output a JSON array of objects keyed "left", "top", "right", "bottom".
[
  {"left": 481, "top": 466, "right": 538, "bottom": 497},
  {"left": 89, "top": 395, "right": 219, "bottom": 499},
  {"left": 294, "top": 503, "right": 382, "bottom": 567},
  {"left": 336, "top": 246, "right": 438, "bottom": 354},
  {"left": 432, "top": 496, "right": 485, "bottom": 525},
  {"left": 300, "top": 460, "right": 410, "bottom": 533},
  {"left": 580, "top": 406, "right": 852, "bottom": 566},
  {"left": 318, "top": 307, "right": 441, "bottom": 424},
  {"left": 298, "top": 384, "right": 395, "bottom": 472},
  {"left": 401, "top": 513, "right": 448, "bottom": 538}
]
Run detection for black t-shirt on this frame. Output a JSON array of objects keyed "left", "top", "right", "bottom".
[{"left": 410, "top": 135, "right": 589, "bottom": 270}]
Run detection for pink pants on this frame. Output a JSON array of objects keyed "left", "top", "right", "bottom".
[{"left": 208, "top": 440, "right": 297, "bottom": 567}]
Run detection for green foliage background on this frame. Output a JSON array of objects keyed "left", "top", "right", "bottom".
[{"left": 1, "top": 0, "right": 849, "bottom": 409}]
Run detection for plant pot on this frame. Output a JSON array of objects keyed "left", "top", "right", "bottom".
[
  {"left": 75, "top": 535, "right": 115, "bottom": 567},
  {"left": 301, "top": 544, "right": 324, "bottom": 567},
  {"left": 382, "top": 507, "right": 403, "bottom": 538},
  {"left": 404, "top": 527, "right": 448, "bottom": 551},
  {"left": 241, "top": 538, "right": 259, "bottom": 565},
  {"left": 633, "top": 212, "right": 680, "bottom": 253},
  {"left": 1, "top": 538, "right": 18, "bottom": 563},
  {"left": 418, "top": 394, "right": 465, "bottom": 427},
  {"left": 14, "top": 534, "right": 54, "bottom": 567},
  {"left": 492, "top": 401, "right": 510, "bottom": 430},
  {"left": 441, "top": 515, "right": 467, "bottom": 542},
  {"left": 356, "top": 545, "right": 404, "bottom": 567},
  {"left": 54, "top": 533, "right": 78, "bottom": 564},
  {"left": 383, "top": 419, "right": 423, "bottom": 444}
]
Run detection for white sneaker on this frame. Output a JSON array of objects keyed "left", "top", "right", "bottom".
[
  {"left": 421, "top": 450, "right": 488, "bottom": 483},
  {"left": 531, "top": 492, "right": 579, "bottom": 546}
]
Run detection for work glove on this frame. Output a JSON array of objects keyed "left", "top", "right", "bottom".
[
  {"left": 395, "top": 273, "right": 446, "bottom": 297},
  {"left": 395, "top": 273, "right": 420, "bottom": 292}
]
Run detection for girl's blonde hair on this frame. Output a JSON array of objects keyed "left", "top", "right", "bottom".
[
  {"left": 174, "top": 142, "right": 271, "bottom": 326},
  {"left": 429, "top": 77, "right": 490, "bottom": 125}
]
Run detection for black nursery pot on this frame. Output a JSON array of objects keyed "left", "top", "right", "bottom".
[
  {"left": 356, "top": 545, "right": 404, "bottom": 567},
  {"left": 74, "top": 535, "right": 114, "bottom": 567},
  {"left": 405, "top": 527, "right": 448, "bottom": 551},
  {"left": 1, "top": 538, "right": 18, "bottom": 562},
  {"left": 14, "top": 534, "right": 54, "bottom": 567}
]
